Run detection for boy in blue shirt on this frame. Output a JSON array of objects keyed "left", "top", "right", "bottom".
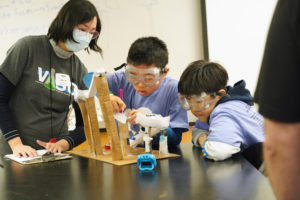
[
  {"left": 107, "top": 36, "right": 189, "bottom": 147},
  {"left": 178, "top": 60, "right": 264, "bottom": 161}
]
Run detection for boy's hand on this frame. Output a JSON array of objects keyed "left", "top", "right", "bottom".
[
  {"left": 198, "top": 134, "right": 208, "bottom": 147},
  {"left": 8, "top": 137, "right": 37, "bottom": 158},
  {"left": 36, "top": 139, "right": 70, "bottom": 153},
  {"left": 127, "top": 109, "right": 145, "bottom": 125},
  {"left": 110, "top": 95, "right": 126, "bottom": 113}
]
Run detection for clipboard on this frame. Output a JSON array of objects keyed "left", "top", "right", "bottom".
[{"left": 4, "top": 149, "right": 72, "bottom": 165}]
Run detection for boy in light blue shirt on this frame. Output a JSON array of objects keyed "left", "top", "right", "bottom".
[
  {"left": 178, "top": 60, "right": 264, "bottom": 161},
  {"left": 107, "top": 37, "right": 189, "bottom": 147}
]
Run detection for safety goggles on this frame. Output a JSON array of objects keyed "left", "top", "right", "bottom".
[
  {"left": 178, "top": 92, "right": 217, "bottom": 111},
  {"left": 125, "top": 65, "right": 165, "bottom": 87}
]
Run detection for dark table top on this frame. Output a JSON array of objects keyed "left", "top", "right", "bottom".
[{"left": 0, "top": 143, "right": 275, "bottom": 200}]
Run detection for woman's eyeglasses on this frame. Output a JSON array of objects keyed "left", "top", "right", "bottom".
[{"left": 91, "top": 31, "right": 99, "bottom": 39}]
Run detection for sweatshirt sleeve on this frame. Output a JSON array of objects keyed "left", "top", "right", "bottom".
[
  {"left": 192, "top": 126, "right": 209, "bottom": 147},
  {"left": 203, "top": 140, "right": 240, "bottom": 161},
  {"left": 0, "top": 73, "right": 20, "bottom": 141},
  {"left": 0, "top": 37, "right": 29, "bottom": 85},
  {"left": 167, "top": 127, "right": 186, "bottom": 146}
]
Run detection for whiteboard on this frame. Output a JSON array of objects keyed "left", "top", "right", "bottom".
[
  {"left": 0, "top": 0, "right": 203, "bottom": 80},
  {"left": 0, "top": 0, "right": 203, "bottom": 122},
  {"left": 205, "top": 0, "right": 277, "bottom": 95}
]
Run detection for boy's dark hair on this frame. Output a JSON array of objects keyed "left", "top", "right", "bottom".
[
  {"left": 47, "top": 0, "right": 102, "bottom": 54},
  {"left": 127, "top": 36, "right": 168, "bottom": 70},
  {"left": 178, "top": 60, "right": 228, "bottom": 95}
]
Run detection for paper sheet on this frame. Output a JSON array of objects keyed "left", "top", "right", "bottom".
[{"left": 5, "top": 149, "right": 72, "bottom": 165}]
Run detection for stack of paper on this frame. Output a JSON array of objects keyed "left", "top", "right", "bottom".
[{"left": 4, "top": 149, "right": 72, "bottom": 165}]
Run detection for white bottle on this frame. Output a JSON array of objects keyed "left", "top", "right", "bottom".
[{"left": 159, "top": 130, "right": 169, "bottom": 155}]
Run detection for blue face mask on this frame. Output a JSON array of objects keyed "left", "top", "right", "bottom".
[{"left": 65, "top": 29, "right": 93, "bottom": 52}]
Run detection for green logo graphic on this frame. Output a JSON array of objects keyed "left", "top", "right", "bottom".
[{"left": 44, "top": 76, "right": 55, "bottom": 91}]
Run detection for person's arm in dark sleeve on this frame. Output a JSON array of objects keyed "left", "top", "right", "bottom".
[
  {"left": 61, "top": 101, "right": 86, "bottom": 150},
  {"left": 167, "top": 127, "right": 187, "bottom": 146},
  {"left": 0, "top": 73, "right": 20, "bottom": 141},
  {"left": 0, "top": 73, "right": 38, "bottom": 157}
]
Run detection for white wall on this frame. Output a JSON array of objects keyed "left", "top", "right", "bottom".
[
  {"left": 0, "top": 0, "right": 203, "bottom": 80},
  {"left": 206, "top": 0, "right": 277, "bottom": 95},
  {"left": 0, "top": 0, "right": 203, "bottom": 123}
]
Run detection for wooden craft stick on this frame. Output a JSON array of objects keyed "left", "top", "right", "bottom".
[
  {"left": 94, "top": 75, "right": 123, "bottom": 161},
  {"left": 118, "top": 121, "right": 129, "bottom": 157},
  {"left": 86, "top": 97, "right": 103, "bottom": 156},
  {"left": 102, "top": 101, "right": 123, "bottom": 160},
  {"left": 78, "top": 100, "right": 95, "bottom": 155}
]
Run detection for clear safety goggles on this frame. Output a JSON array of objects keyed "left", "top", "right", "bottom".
[
  {"left": 178, "top": 92, "right": 217, "bottom": 111},
  {"left": 125, "top": 65, "right": 164, "bottom": 87}
]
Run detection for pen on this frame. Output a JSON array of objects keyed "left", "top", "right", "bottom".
[{"left": 120, "top": 88, "right": 123, "bottom": 100}]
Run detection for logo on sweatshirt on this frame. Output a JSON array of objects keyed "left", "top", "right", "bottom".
[{"left": 37, "top": 66, "right": 78, "bottom": 95}]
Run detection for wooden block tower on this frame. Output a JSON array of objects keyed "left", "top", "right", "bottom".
[{"left": 78, "top": 72, "right": 124, "bottom": 161}]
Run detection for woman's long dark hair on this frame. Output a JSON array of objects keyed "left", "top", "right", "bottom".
[{"left": 47, "top": 0, "right": 102, "bottom": 54}]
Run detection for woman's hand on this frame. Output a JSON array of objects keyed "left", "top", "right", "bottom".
[
  {"left": 110, "top": 94, "right": 126, "bottom": 113},
  {"left": 8, "top": 137, "right": 37, "bottom": 158},
  {"left": 36, "top": 139, "right": 70, "bottom": 153}
]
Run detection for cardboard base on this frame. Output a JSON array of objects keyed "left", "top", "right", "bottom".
[{"left": 69, "top": 148, "right": 180, "bottom": 166}]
